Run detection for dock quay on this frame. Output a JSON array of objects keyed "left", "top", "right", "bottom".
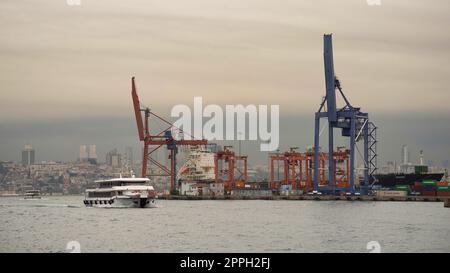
[{"left": 161, "top": 195, "right": 450, "bottom": 203}]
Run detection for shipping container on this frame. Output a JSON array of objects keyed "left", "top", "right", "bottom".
[
  {"left": 422, "top": 180, "right": 437, "bottom": 186},
  {"left": 421, "top": 191, "right": 436, "bottom": 197},
  {"left": 232, "top": 189, "right": 272, "bottom": 197},
  {"left": 422, "top": 179, "right": 436, "bottom": 184},
  {"left": 415, "top": 165, "right": 428, "bottom": 174},
  {"left": 235, "top": 181, "right": 245, "bottom": 189},
  {"left": 436, "top": 191, "right": 450, "bottom": 196},
  {"left": 336, "top": 182, "right": 349, "bottom": 187},
  {"left": 290, "top": 190, "right": 304, "bottom": 195},
  {"left": 280, "top": 189, "right": 304, "bottom": 196},
  {"left": 376, "top": 190, "right": 407, "bottom": 197},
  {"left": 395, "top": 185, "right": 410, "bottom": 191},
  {"left": 422, "top": 185, "right": 437, "bottom": 191}
]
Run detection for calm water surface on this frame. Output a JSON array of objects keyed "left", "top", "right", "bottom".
[{"left": 0, "top": 196, "right": 449, "bottom": 252}]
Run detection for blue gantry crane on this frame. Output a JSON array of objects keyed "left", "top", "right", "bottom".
[{"left": 313, "top": 34, "right": 377, "bottom": 194}]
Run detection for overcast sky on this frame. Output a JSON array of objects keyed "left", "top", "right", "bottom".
[{"left": 0, "top": 0, "right": 449, "bottom": 167}]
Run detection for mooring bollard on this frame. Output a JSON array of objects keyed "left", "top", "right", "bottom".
[{"left": 445, "top": 199, "right": 450, "bottom": 208}]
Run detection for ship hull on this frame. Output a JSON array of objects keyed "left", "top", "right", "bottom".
[
  {"left": 84, "top": 196, "right": 157, "bottom": 208},
  {"left": 373, "top": 173, "right": 444, "bottom": 188}
]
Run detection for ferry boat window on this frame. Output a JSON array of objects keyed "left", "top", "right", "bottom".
[
  {"left": 100, "top": 182, "right": 113, "bottom": 188},
  {"left": 88, "top": 191, "right": 114, "bottom": 198}
]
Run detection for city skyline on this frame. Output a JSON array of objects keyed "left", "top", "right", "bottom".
[{"left": 4, "top": 141, "right": 449, "bottom": 171}]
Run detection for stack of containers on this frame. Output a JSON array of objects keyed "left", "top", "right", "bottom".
[
  {"left": 412, "top": 181, "right": 423, "bottom": 193},
  {"left": 421, "top": 179, "right": 437, "bottom": 196},
  {"left": 415, "top": 165, "right": 428, "bottom": 174},
  {"left": 395, "top": 185, "right": 411, "bottom": 195},
  {"left": 436, "top": 181, "right": 450, "bottom": 196}
]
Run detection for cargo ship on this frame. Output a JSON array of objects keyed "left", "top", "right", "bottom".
[
  {"left": 372, "top": 151, "right": 446, "bottom": 188},
  {"left": 372, "top": 172, "right": 444, "bottom": 188},
  {"left": 178, "top": 145, "right": 220, "bottom": 196}
]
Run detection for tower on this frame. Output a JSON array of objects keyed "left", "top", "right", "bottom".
[{"left": 21, "top": 144, "right": 35, "bottom": 166}]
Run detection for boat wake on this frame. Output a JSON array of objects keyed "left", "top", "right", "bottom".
[{"left": 1, "top": 203, "right": 81, "bottom": 208}]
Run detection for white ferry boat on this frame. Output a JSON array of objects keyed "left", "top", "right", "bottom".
[{"left": 84, "top": 176, "right": 157, "bottom": 208}]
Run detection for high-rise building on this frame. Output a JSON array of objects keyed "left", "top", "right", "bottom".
[
  {"left": 111, "top": 154, "right": 121, "bottom": 168},
  {"left": 21, "top": 144, "right": 35, "bottom": 165},
  {"left": 106, "top": 149, "right": 122, "bottom": 168},
  {"left": 400, "top": 144, "right": 413, "bottom": 173},
  {"left": 79, "top": 144, "right": 97, "bottom": 164},
  {"left": 125, "top": 146, "right": 133, "bottom": 168},
  {"left": 79, "top": 145, "right": 88, "bottom": 161},
  {"left": 401, "top": 144, "right": 410, "bottom": 165},
  {"left": 88, "top": 145, "right": 98, "bottom": 164}
]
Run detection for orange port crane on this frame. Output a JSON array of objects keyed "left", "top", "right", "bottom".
[
  {"left": 269, "top": 148, "right": 348, "bottom": 192},
  {"left": 214, "top": 146, "right": 248, "bottom": 193},
  {"left": 269, "top": 147, "right": 316, "bottom": 191},
  {"left": 131, "top": 77, "right": 207, "bottom": 193}
]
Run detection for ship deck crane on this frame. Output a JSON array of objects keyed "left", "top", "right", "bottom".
[
  {"left": 131, "top": 77, "right": 208, "bottom": 193},
  {"left": 313, "top": 34, "right": 377, "bottom": 194}
]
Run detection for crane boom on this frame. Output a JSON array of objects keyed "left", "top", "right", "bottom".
[
  {"left": 131, "top": 77, "right": 208, "bottom": 192},
  {"left": 131, "top": 77, "right": 145, "bottom": 141},
  {"left": 323, "top": 34, "right": 337, "bottom": 122}
]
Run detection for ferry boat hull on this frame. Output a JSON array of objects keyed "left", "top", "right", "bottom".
[
  {"left": 24, "top": 196, "right": 42, "bottom": 200},
  {"left": 84, "top": 196, "right": 156, "bottom": 208}
]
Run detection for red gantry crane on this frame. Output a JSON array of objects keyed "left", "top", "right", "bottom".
[
  {"left": 270, "top": 147, "right": 348, "bottom": 192},
  {"left": 269, "top": 147, "right": 316, "bottom": 192},
  {"left": 214, "top": 146, "right": 248, "bottom": 194},
  {"left": 131, "top": 77, "right": 207, "bottom": 193}
]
